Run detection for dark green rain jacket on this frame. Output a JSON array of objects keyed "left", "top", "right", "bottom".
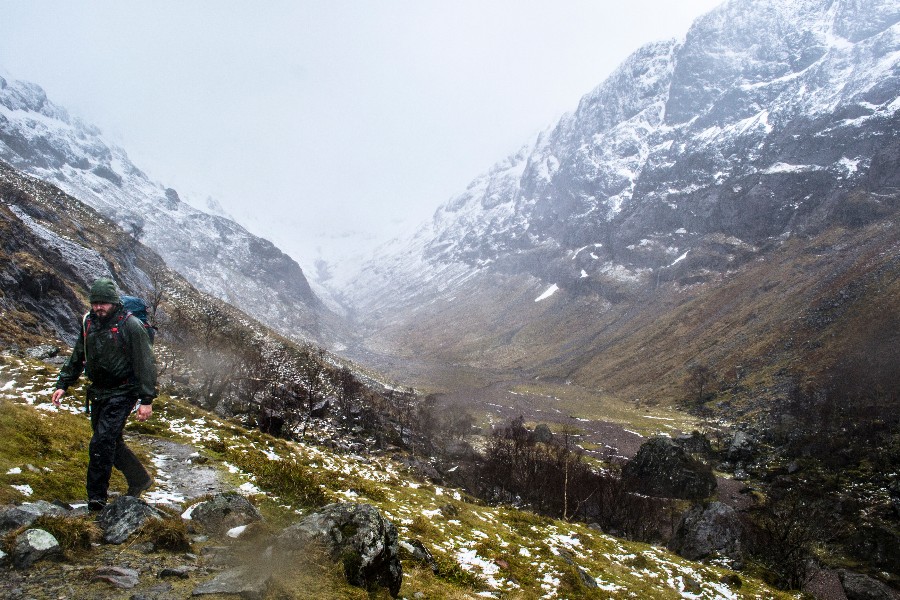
[{"left": 56, "top": 305, "right": 157, "bottom": 404}]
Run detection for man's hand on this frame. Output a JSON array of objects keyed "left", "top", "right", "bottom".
[
  {"left": 51, "top": 389, "right": 65, "bottom": 408},
  {"left": 136, "top": 404, "right": 152, "bottom": 422}
]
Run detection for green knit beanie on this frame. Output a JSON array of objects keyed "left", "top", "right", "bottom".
[{"left": 89, "top": 278, "right": 120, "bottom": 304}]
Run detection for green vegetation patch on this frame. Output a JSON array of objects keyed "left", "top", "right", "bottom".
[
  {"left": 138, "top": 516, "right": 193, "bottom": 552},
  {"left": 31, "top": 514, "right": 99, "bottom": 556},
  {"left": 0, "top": 399, "right": 91, "bottom": 503},
  {"left": 225, "top": 447, "right": 328, "bottom": 508}
]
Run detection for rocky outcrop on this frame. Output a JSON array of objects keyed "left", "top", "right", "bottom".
[
  {"left": 668, "top": 502, "right": 745, "bottom": 564},
  {"left": 727, "top": 431, "right": 757, "bottom": 464},
  {"left": 0, "top": 500, "right": 70, "bottom": 534},
  {"left": 839, "top": 571, "right": 899, "bottom": 600},
  {"left": 97, "top": 496, "right": 165, "bottom": 544},
  {"left": 276, "top": 502, "right": 402, "bottom": 597},
  {"left": 622, "top": 436, "right": 717, "bottom": 500}
]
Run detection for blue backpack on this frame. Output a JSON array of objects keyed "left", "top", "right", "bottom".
[{"left": 120, "top": 295, "right": 156, "bottom": 343}]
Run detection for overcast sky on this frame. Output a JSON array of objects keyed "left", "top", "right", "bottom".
[{"left": 0, "top": 0, "right": 722, "bottom": 274}]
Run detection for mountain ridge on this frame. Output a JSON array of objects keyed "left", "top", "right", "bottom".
[
  {"left": 0, "top": 75, "right": 354, "bottom": 349},
  {"left": 334, "top": 0, "right": 900, "bottom": 397}
]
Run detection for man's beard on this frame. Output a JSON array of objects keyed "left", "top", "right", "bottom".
[{"left": 92, "top": 307, "right": 114, "bottom": 320}]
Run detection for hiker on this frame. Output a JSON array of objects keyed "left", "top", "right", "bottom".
[{"left": 51, "top": 278, "right": 156, "bottom": 511}]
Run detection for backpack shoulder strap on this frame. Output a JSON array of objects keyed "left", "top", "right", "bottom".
[
  {"left": 82, "top": 312, "right": 91, "bottom": 363},
  {"left": 110, "top": 311, "right": 133, "bottom": 352}
]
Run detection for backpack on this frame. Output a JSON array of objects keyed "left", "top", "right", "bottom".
[
  {"left": 79, "top": 296, "right": 155, "bottom": 413},
  {"left": 82, "top": 296, "right": 156, "bottom": 349},
  {"left": 120, "top": 295, "right": 157, "bottom": 343}
]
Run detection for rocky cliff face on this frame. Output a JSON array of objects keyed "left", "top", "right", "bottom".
[
  {"left": 344, "top": 0, "right": 899, "bottom": 318},
  {"left": 0, "top": 77, "right": 346, "bottom": 348}
]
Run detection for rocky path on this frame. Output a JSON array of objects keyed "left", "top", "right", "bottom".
[
  {"left": 135, "top": 436, "right": 231, "bottom": 506},
  {"left": 1, "top": 434, "right": 240, "bottom": 600}
]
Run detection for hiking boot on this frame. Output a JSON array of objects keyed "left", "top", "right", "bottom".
[
  {"left": 87, "top": 499, "right": 107, "bottom": 512},
  {"left": 126, "top": 477, "right": 153, "bottom": 498}
]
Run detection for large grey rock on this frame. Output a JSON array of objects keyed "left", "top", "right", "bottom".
[
  {"left": 622, "top": 436, "right": 717, "bottom": 500},
  {"left": 675, "top": 431, "right": 713, "bottom": 458},
  {"left": 0, "top": 500, "right": 68, "bottom": 533},
  {"left": 24, "top": 344, "right": 58, "bottom": 359},
  {"left": 12, "top": 528, "right": 61, "bottom": 569},
  {"left": 839, "top": 571, "right": 899, "bottom": 600},
  {"left": 192, "top": 564, "right": 272, "bottom": 599},
  {"left": 728, "top": 431, "right": 757, "bottom": 463},
  {"left": 189, "top": 492, "right": 261, "bottom": 537},
  {"left": 98, "top": 496, "right": 164, "bottom": 544},
  {"left": 277, "top": 502, "right": 402, "bottom": 597},
  {"left": 668, "top": 501, "right": 744, "bottom": 563}
]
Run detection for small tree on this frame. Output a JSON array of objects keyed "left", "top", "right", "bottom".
[
  {"left": 685, "top": 364, "right": 715, "bottom": 406},
  {"left": 336, "top": 366, "right": 362, "bottom": 426},
  {"left": 746, "top": 492, "right": 832, "bottom": 590}
]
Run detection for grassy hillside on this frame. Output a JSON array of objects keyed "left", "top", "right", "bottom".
[{"left": 0, "top": 352, "right": 794, "bottom": 599}]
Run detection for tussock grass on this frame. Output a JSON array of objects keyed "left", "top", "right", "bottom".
[
  {"left": 32, "top": 514, "right": 100, "bottom": 555},
  {"left": 138, "top": 516, "right": 192, "bottom": 552}
]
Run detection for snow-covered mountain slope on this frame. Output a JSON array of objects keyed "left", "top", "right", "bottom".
[
  {"left": 341, "top": 0, "right": 899, "bottom": 324},
  {"left": 0, "top": 76, "right": 348, "bottom": 348}
]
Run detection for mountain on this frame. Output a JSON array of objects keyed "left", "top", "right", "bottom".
[
  {"left": 1, "top": 156, "right": 803, "bottom": 600},
  {"left": 0, "top": 76, "right": 351, "bottom": 349},
  {"left": 0, "top": 156, "right": 403, "bottom": 438},
  {"left": 338, "top": 0, "right": 900, "bottom": 398}
]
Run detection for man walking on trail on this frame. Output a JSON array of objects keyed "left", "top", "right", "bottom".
[{"left": 51, "top": 278, "right": 156, "bottom": 511}]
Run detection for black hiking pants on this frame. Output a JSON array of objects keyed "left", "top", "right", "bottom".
[{"left": 87, "top": 394, "right": 150, "bottom": 503}]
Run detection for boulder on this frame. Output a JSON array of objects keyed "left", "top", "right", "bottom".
[
  {"left": 675, "top": 431, "right": 713, "bottom": 458},
  {"left": 189, "top": 492, "right": 261, "bottom": 537},
  {"left": 622, "top": 436, "right": 717, "bottom": 500},
  {"left": 25, "top": 344, "right": 58, "bottom": 359},
  {"left": 394, "top": 456, "right": 442, "bottom": 483},
  {"left": 728, "top": 431, "right": 756, "bottom": 463},
  {"left": 0, "top": 500, "right": 69, "bottom": 533},
  {"left": 277, "top": 502, "right": 402, "bottom": 597},
  {"left": 311, "top": 397, "right": 333, "bottom": 418},
  {"left": 577, "top": 566, "right": 599, "bottom": 589},
  {"left": 668, "top": 502, "right": 744, "bottom": 563},
  {"left": 192, "top": 564, "right": 272, "bottom": 599},
  {"left": 442, "top": 440, "right": 475, "bottom": 460},
  {"left": 98, "top": 496, "right": 164, "bottom": 544},
  {"left": 839, "top": 571, "right": 899, "bottom": 600},
  {"left": 12, "top": 528, "right": 61, "bottom": 569}
]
